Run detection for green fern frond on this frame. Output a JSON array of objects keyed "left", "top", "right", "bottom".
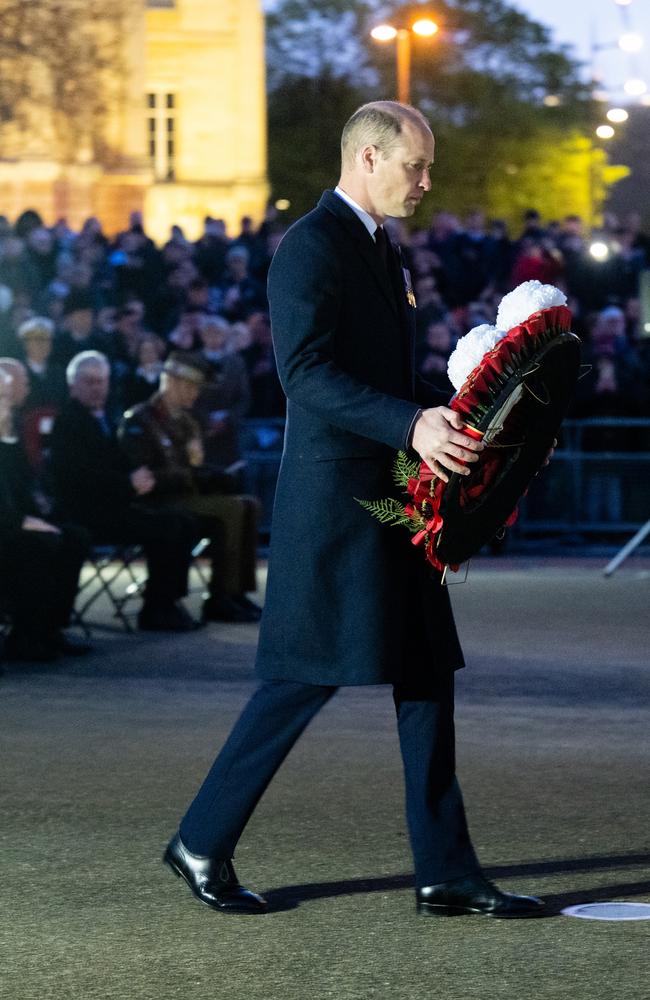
[
  {"left": 392, "top": 450, "right": 420, "bottom": 488},
  {"left": 355, "top": 496, "right": 412, "bottom": 527}
]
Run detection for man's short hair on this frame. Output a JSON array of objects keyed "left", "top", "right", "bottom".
[
  {"left": 18, "top": 316, "right": 54, "bottom": 341},
  {"left": 66, "top": 350, "right": 110, "bottom": 386},
  {"left": 341, "top": 101, "right": 431, "bottom": 166}
]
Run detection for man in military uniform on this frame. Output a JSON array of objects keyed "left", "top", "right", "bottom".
[{"left": 119, "top": 353, "right": 261, "bottom": 623}]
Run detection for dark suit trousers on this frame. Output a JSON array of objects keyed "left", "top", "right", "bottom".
[
  {"left": 179, "top": 677, "right": 479, "bottom": 888},
  {"left": 0, "top": 523, "right": 90, "bottom": 635},
  {"left": 88, "top": 505, "right": 197, "bottom": 607}
]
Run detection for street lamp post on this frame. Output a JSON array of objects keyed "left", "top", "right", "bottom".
[
  {"left": 371, "top": 17, "right": 439, "bottom": 105},
  {"left": 396, "top": 29, "right": 411, "bottom": 104}
]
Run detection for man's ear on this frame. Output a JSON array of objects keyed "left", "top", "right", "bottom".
[{"left": 360, "top": 144, "right": 378, "bottom": 173}]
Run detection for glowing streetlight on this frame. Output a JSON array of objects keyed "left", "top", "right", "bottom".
[
  {"left": 412, "top": 19, "right": 439, "bottom": 38},
  {"left": 596, "top": 124, "right": 616, "bottom": 139},
  {"left": 606, "top": 107, "right": 629, "bottom": 123},
  {"left": 624, "top": 77, "right": 647, "bottom": 95},
  {"left": 590, "top": 241, "right": 610, "bottom": 261},
  {"left": 370, "top": 24, "right": 398, "bottom": 42},
  {"left": 371, "top": 16, "right": 439, "bottom": 104},
  {"left": 618, "top": 32, "right": 644, "bottom": 53}
]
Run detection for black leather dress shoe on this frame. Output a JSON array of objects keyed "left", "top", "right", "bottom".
[
  {"left": 202, "top": 595, "right": 260, "bottom": 624},
  {"left": 417, "top": 872, "right": 545, "bottom": 918},
  {"left": 3, "top": 630, "right": 58, "bottom": 663},
  {"left": 138, "top": 603, "right": 198, "bottom": 632},
  {"left": 49, "top": 631, "right": 93, "bottom": 656},
  {"left": 163, "top": 833, "right": 267, "bottom": 914}
]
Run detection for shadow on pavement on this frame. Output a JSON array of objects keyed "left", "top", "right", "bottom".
[{"left": 263, "top": 850, "right": 650, "bottom": 914}]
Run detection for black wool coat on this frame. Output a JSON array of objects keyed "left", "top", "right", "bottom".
[
  {"left": 256, "top": 191, "right": 465, "bottom": 689},
  {"left": 49, "top": 399, "right": 135, "bottom": 531}
]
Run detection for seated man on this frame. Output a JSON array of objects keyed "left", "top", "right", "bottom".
[
  {"left": 49, "top": 351, "right": 198, "bottom": 632},
  {"left": 0, "top": 361, "right": 90, "bottom": 662},
  {"left": 193, "top": 315, "right": 251, "bottom": 470},
  {"left": 119, "top": 353, "right": 261, "bottom": 623}
]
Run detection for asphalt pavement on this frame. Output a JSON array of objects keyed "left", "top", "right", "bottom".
[{"left": 1, "top": 556, "right": 649, "bottom": 1000}]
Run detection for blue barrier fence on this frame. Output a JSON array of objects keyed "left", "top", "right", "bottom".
[{"left": 242, "top": 417, "right": 650, "bottom": 544}]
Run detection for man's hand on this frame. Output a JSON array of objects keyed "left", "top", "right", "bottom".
[
  {"left": 22, "top": 515, "right": 60, "bottom": 534},
  {"left": 411, "top": 407, "right": 484, "bottom": 483},
  {"left": 187, "top": 438, "right": 204, "bottom": 467},
  {"left": 130, "top": 466, "right": 155, "bottom": 496}
]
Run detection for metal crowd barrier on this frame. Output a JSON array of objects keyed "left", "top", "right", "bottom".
[
  {"left": 241, "top": 417, "right": 650, "bottom": 544},
  {"left": 515, "top": 418, "right": 650, "bottom": 540}
]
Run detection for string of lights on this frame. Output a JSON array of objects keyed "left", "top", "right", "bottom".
[{"left": 593, "top": 0, "right": 649, "bottom": 142}]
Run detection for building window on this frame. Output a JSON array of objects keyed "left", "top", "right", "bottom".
[{"left": 146, "top": 92, "right": 176, "bottom": 181}]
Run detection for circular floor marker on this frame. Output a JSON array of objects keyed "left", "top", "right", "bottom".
[{"left": 562, "top": 903, "right": 650, "bottom": 921}]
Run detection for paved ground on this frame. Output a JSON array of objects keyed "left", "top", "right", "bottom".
[{"left": 1, "top": 556, "right": 649, "bottom": 1000}]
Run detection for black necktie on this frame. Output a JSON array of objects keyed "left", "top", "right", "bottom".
[{"left": 375, "top": 225, "right": 389, "bottom": 269}]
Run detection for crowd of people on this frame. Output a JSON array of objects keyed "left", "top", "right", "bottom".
[
  {"left": 1, "top": 203, "right": 649, "bottom": 425},
  {"left": 1, "top": 202, "right": 649, "bottom": 663}
]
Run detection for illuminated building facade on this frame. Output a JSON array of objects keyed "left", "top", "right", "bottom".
[{"left": 0, "top": 0, "right": 269, "bottom": 240}]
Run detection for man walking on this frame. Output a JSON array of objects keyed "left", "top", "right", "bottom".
[{"left": 164, "top": 101, "right": 544, "bottom": 917}]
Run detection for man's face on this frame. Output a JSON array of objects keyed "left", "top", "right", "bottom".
[
  {"left": 166, "top": 374, "right": 201, "bottom": 409},
  {"left": 0, "top": 363, "right": 28, "bottom": 408},
  {"left": 24, "top": 335, "right": 52, "bottom": 365},
  {"left": 369, "top": 124, "right": 434, "bottom": 219},
  {"left": 66, "top": 308, "right": 94, "bottom": 338},
  {"left": 71, "top": 365, "right": 110, "bottom": 410}
]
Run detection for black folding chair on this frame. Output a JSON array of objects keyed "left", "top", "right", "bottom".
[{"left": 72, "top": 543, "right": 145, "bottom": 635}]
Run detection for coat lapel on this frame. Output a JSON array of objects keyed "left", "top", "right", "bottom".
[
  {"left": 393, "top": 243, "right": 417, "bottom": 396},
  {"left": 319, "top": 191, "right": 399, "bottom": 319}
]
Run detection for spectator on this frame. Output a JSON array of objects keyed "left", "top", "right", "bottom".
[
  {"left": 0, "top": 234, "right": 40, "bottom": 299},
  {"left": 49, "top": 351, "right": 198, "bottom": 631},
  {"left": 416, "top": 320, "right": 456, "bottom": 395},
  {"left": 119, "top": 352, "right": 261, "bottom": 623},
  {"left": 193, "top": 315, "right": 251, "bottom": 467},
  {"left": 121, "top": 335, "right": 166, "bottom": 409},
  {"left": 51, "top": 290, "right": 103, "bottom": 368},
  {"left": 194, "top": 216, "right": 231, "bottom": 285},
  {"left": 210, "top": 245, "right": 266, "bottom": 322},
  {"left": 511, "top": 236, "right": 563, "bottom": 288},
  {"left": 18, "top": 317, "right": 67, "bottom": 410},
  {"left": 571, "top": 307, "right": 647, "bottom": 521},
  {"left": 0, "top": 361, "right": 90, "bottom": 662},
  {"left": 240, "top": 311, "right": 285, "bottom": 418},
  {"left": 167, "top": 310, "right": 204, "bottom": 354}
]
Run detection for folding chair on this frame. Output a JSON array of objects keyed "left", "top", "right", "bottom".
[
  {"left": 189, "top": 536, "right": 212, "bottom": 597},
  {"left": 72, "top": 543, "right": 146, "bottom": 635}
]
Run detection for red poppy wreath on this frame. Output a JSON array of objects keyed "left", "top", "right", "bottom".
[{"left": 358, "top": 280, "right": 582, "bottom": 574}]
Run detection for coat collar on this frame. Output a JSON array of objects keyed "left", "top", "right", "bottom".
[
  {"left": 319, "top": 190, "right": 414, "bottom": 379},
  {"left": 319, "top": 190, "right": 402, "bottom": 319}
]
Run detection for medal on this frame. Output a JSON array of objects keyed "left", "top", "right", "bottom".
[{"left": 402, "top": 267, "right": 416, "bottom": 308}]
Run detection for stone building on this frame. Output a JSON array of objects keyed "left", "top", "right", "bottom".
[{"left": 0, "top": 0, "right": 269, "bottom": 241}]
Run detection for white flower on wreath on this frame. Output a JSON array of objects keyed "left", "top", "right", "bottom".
[
  {"left": 495, "top": 280, "right": 566, "bottom": 333},
  {"left": 446, "top": 280, "right": 567, "bottom": 392},
  {"left": 447, "top": 324, "right": 505, "bottom": 392}
]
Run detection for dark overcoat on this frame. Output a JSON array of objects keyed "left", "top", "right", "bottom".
[
  {"left": 49, "top": 399, "right": 135, "bottom": 530},
  {"left": 256, "top": 190, "right": 464, "bottom": 689}
]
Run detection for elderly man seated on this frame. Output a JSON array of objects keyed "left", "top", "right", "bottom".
[
  {"left": 49, "top": 351, "right": 198, "bottom": 631},
  {"left": 119, "top": 352, "right": 261, "bottom": 623},
  {"left": 0, "top": 360, "right": 90, "bottom": 662}
]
